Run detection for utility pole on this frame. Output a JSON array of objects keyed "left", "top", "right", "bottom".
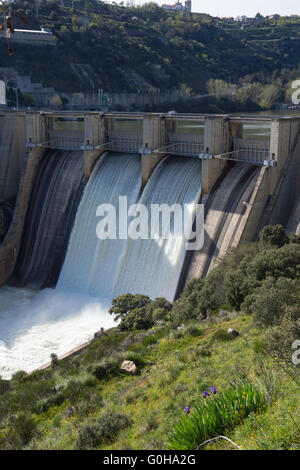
[{"left": 35, "top": 0, "right": 39, "bottom": 19}]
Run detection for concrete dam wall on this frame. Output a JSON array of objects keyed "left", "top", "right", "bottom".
[{"left": 0, "top": 111, "right": 299, "bottom": 302}]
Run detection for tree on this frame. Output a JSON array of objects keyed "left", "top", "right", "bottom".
[
  {"left": 109, "top": 293, "right": 151, "bottom": 323},
  {"left": 242, "top": 277, "right": 297, "bottom": 326},
  {"left": 259, "top": 225, "right": 289, "bottom": 247}
]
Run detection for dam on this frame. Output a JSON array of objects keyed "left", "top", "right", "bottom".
[{"left": 0, "top": 110, "right": 300, "bottom": 377}]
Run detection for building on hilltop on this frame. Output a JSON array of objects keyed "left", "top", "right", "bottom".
[
  {"left": 162, "top": 1, "right": 191, "bottom": 13},
  {"left": 0, "top": 15, "right": 56, "bottom": 47},
  {"left": 5, "top": 27, "right": 56, "bottom": 46}
]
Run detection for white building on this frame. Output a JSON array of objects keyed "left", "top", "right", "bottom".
[
  {"left": 0, "top": 17, "right": 56, "bottom": 47},
  {"left": 162, "top": 1, "right": 191, "bottom": 13}
]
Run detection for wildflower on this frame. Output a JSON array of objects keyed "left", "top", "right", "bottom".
[
  {"left": 184, "top": 406, "right": 190, "bottom": 415},
  {"left": 203, "top": 390, "right": 210, "bottom": 399},
  {"left": 210, "top": 386, "right": 217, "bottom": 394}
]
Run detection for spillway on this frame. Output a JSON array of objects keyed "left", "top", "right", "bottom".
[
  {"left": 58, "top": 154, "right": 202, "bottom": 302},
  {"left": 57, "top": 153, "right": 142, "bottom": 298},
  {"left": 12, "top": 150, "right": 85, "bottom": 288},
  {"left": 184, "top": 163, "right": 260, "bottom": 283},
  {"left": 112, "top": 156, "right": 202, "bottom": 300}
]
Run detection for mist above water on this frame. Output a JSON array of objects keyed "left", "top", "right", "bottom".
[{"left": 0, "top": 287, "right": 115, "bottom": 379}]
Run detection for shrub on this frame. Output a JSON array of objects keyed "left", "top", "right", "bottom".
[
  {"left": 185, "top": 326, "right": 203, "bottom": 337},
  {"left": 212, "top": 329, "right": 235, "bottom": 342},
  {"left": 113, "top": 295, "right": 172, "bottom": 331},
  {"left": 153, "top": 308, "right": 168, "bottom": 322},
  {"left": 3, "top": 412, "right": 37, "bottom": 449},
  {"left": 242, "top": 277, "right": 297, "bottom": 326},
  {"left": 0, "top": 380, "right": 10, "bottom": 395},
  {"left": 32, "top": 392, "right": 65, "bottom": 414},
  {"left": 168, "top": 383, "right": 266, "bottom": 450},
  {"left": 259, "top": 225, "right": 289, "bottom": 247},
  {"left": 92, "top": 358, "right": 120, "bottom": 381},
  {"left": 109, "top": 294, "right": 151, "bottom": 323},
  {"left": 75, "top": 411, "right": 132, "bottom": 449},
  {"left": 119, "top": 305, "right": 153, "bottom": 331},
  {"left": 266, "top": 304, "right": 300, "bottom": 367},
  {"left": 11, "top": 370, "right": 28, "bottom": 382},
  {"left": 50, "top": 353, "right": 59, "bottom": 369}
]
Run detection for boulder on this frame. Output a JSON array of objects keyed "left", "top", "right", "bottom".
[
  {"left": 227, "top": 328, "right": 240, "bottom": 337},
  {"left": 121, "top": 360, "right": 138, "bottom": 375}
]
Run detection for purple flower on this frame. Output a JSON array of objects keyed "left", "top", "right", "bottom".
[
  {"left": 210, "top": 386, "right": 217, "bottom": 395},
  {"left": 203, "top": 390, "right": 210, "bottom": 399},
  {"left": 184, "top": 406, "right": 190, "bottom": 415}
]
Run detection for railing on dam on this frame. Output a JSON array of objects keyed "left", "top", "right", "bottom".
[
  {"left": 228, "top": 138, "right": 272, "bottom": 165},
  {"left": 153, "top": 118, "right": 205, "bottom": 157},
  {"left": 45, "top": 129, "right": 85, "bottom": 150},
  {"left": 24, "top": 111, "right": 300, "bottom": 168}
]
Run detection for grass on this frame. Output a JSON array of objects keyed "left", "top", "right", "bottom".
[
  {"left": 0, "top": 314, "right": 299, "bottom": 450},
  {"left": 167, "top": 383, "right": 266, "bottom": 450}
]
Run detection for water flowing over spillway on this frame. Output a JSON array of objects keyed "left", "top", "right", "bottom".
[
  {"left": 0, "top": 152, "right": 202, "bottom": 378},
  {"left": 59, "top": 154, "right": 202, "bottom": 301},
  {"left": 113, "top": 157, "right": 202, "bottom": 300},
  {"left": 57, "top": 153, "right": 142, "bottom": 298},
  {"left": 13, "top": 150, "right": 85, "bottom": 288}
]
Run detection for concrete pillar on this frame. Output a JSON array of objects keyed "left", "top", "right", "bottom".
[
  {"left": 141, "top": 115, "right": 168, "bottom": 187},
  {"left": 0, "top": 113, "right": 47, "bottom": 285},
  {"left": 26, "top": 112, "right": 47, "bottom": 145},
  {"left": 202, "top": 117, "right": 231, "bottom": 194},
  {"left": 84, "top": 114, "right": 106, "bottom": 179}
]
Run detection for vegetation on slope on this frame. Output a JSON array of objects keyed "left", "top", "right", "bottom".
[
  {"left": 1, "top": 1, "right": 300, "bottom": 111},
  {"left": 0, "top": 225, "right": 299, "bottom": 450}
]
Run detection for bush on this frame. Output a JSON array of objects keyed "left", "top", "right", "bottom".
[
  {"left": 3, "top": 412, "right": 37, "bottom": 449},
  {"left": 119, "top": 305, "right": 153, "bottom": 331},
  {"left": 242, "top": 277, "right": 297, "bottom": 326},
  {"left": 153, "top": 308, "right": 168, "bottom": 322},
  {"left": 168, "top": 383, "right": 266, "bottom": 450},
  {"left": 259, "top": 225, "right": 289, "bottom": 247},
  {"left": 50, "top": 353, "right": 59, "bottom": 369},
  {"left": 32, "top": 392, "right": 65, "bottom": 414},
  {"left": 109, "top": 294, "right": 151, "bottom": 323},
  {"left": 212, "top": 329, "right": 235, "bottom": 342},
  {"left": 111, "top": 295, "right": 172, "bottom": 331},
  {"left": 75, "top": 411, "right": 132, "bottom": 449},
  {"left": 185, "top": 326, "right": 203, "bottom": 337},
  {"left": 92, "top": 358, "right": 120, "bottom": 381},
  {"left": 266, "top": 304, "right": 300, "bottom": 366},
  {"left": 11, "top": 370, "right": 28, "bottom": 382}
]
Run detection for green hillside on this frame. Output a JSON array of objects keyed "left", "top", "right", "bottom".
[
  {"left": 1, "top": 1, "right": 300, "bottom": 99},
  {"left": 0, "top": 226, "right": 299, "bottom": 450}
]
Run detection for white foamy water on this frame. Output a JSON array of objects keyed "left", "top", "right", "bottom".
[
  {"left": 0, "top": 286, "right": 115, "bottom": 379},
  {"left": 113, "top": 157, "right": 202, "bottom": 300},
  {"left": 57, "top": 153, "right": 141, "bottom": 298}
]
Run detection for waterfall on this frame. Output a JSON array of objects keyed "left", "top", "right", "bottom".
[
  {"left": 58, "top": 154, "right": 202, "bottom": 301},
  {"left": 57, "top": 153, "right": 142, "bottom": 298},
  {"left": 13, "top": 150, "right": 85, "bottom": 288},
  {"left": 113, "top": 156, "right": 202, "bottom": 301}
]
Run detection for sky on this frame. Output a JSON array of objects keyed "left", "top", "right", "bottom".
[{"left": 117, "top": 0, "right": 299, "bottom": 18}]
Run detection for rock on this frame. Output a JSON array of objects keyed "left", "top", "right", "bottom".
[
  {"left": 121, "top": 360, "right": 138, "bottom": 375},
  {"left": 227, "top": 328, "right": 240, "bottom": 337}
]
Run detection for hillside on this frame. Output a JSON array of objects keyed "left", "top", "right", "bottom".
[
  {"left": 1, "top": 1, "right": 300, "bottom": 98},
  {"left": 0, "top": 226, "right": 299, "bottom": 450}
]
